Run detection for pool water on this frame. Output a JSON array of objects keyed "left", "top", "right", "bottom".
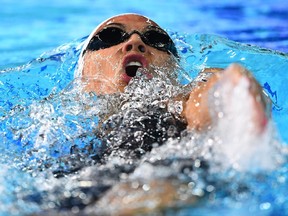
[{"left": 1, "top": 0, "right": 288, "bottom": 215}]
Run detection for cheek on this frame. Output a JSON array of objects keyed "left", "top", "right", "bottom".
[
  {"left": 149, "top": 51, "right": 174, "bottom": 66},
  {"left": 82, "top": 54, "right": 101, "bottom": 77},
  {"left": 82, "top": 51, "right": 120, "bottom": 77},
  {"left": 149, "top": 52, "right": 177, "bottom": 71}
]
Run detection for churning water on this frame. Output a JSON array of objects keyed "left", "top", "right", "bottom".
[{"left": 1, "top": 1, "right": 288, "bottom": 215}]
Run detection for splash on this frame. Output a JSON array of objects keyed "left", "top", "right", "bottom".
[{"left": 0, "top": 33, "right": 287, "bottom": 215}]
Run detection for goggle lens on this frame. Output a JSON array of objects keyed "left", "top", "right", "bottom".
[{"left": 85, "top": 27, "right": 178, "bottom": 58}]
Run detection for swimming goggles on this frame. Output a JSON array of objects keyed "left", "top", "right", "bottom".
[{"left": 85, "top": 26, "right": 179, "bottom": 58}]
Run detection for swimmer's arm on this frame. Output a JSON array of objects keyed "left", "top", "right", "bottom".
[
  {"left": 201, "top": 67, "right": 224, "bottom": 74},
  {"left": 181, "top": 64, "right": 270, "bottom": 132},
  {"left": 180, "top": 68, "right": 223, "bottom": 131},
  {"left": 168, "top": 67, "right": 223, "bottom": 130}
]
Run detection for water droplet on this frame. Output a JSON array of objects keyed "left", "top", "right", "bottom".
[
  {"left": 194, "top": 159, "right": 201, "bottom": 168},
  {"left": 142, "top": 184, "right": 150, "bottom": 191},
  {"left": 206, "top": 185, "right": 215, "bottom": 192},
  {"left": 217, "top": 112, "right": 224, "bottom": 118},
  {"left": 260, "top": 202, "right": 271, "bottom": 210}
]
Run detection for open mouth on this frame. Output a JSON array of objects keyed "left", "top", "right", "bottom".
[
  {"left": 122, "top": 54, "right": 151, "bottom": 84},
  {"left": 125, "top": 61, "right": 143, "bottom": 77}
]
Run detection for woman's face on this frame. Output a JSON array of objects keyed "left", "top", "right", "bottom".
[{"left": 80, "top": 14, "right": 177, "bottom": 94}]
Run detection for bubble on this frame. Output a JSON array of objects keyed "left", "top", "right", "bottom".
[
  {"left": 142, "top": 184, "right": 150, "bottom": 191},
  {"left": 2, "top": 32, "right": 288, "bottom": 216},
  {"left": 71, "top": 206, "right": 80, "bottom": 214},
  {"left": 259, "top": 202, "right": 271, "bottom": 210},
  {"left": 131, "top": 181, "right": 140, "bottom": 189},
  {"left": 206, "top": 185, "right": 215, "bottom": 192}
]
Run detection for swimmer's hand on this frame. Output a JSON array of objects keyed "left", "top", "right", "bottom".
[{"left": 182, "top": 64, "right": 270, "bottom": 133}]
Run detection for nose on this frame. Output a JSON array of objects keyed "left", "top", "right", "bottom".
[{"left": 122, "top": 34, "right": 146, "bottom": 53}]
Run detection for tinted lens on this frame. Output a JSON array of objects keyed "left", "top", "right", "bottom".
[
  {"left": 144, "top": 30, "right": 171, "bottom": 48},
  {"left": 143, "top": 29, "right": 178, "bottom": 58},
  {"left": 85, "top": 27, "right": 126, "bottom": 52},
  {"left": 85, "top": 26, "right": 179, "bottom": 58},
  {"left": 97, "top": 27, "right": 126, "bottom": 44}
]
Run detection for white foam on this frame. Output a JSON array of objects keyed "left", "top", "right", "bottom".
[{"left": 205, "top": 76, "right": 284, "bottom": 173}]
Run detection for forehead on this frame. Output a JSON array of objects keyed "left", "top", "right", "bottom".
[{"left": 97, "top": 14, "right": 160, "bottom": 32}]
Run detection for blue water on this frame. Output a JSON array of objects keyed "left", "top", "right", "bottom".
[{"left": 1, "top": 0, "right": 288, "bottom": 215}]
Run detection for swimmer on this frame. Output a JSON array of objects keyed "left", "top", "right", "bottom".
[
  {"left": 43, "top": 13, "right": 273, "bottom": 215},
  {"left": 76, "top": 13, "right": 270, "bottom": 134}
]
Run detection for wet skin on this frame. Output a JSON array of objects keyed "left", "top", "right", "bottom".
[
  {"left": 72, "top": 14, "right": 272, "bottom": 215},
  {"left": 81, "top": 14, "right": 177, "bottom": 94},
  {"left": 80, "top": 14, "right": 269, "bottom": 132}
]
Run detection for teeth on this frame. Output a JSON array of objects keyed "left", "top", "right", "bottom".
[{"left": 126, "top": 61, "right": 142, "bottom": 67}]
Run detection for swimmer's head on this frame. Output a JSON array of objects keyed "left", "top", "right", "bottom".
[{"left": 76, "top": 13, "right": 179, "bottom": 94}]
